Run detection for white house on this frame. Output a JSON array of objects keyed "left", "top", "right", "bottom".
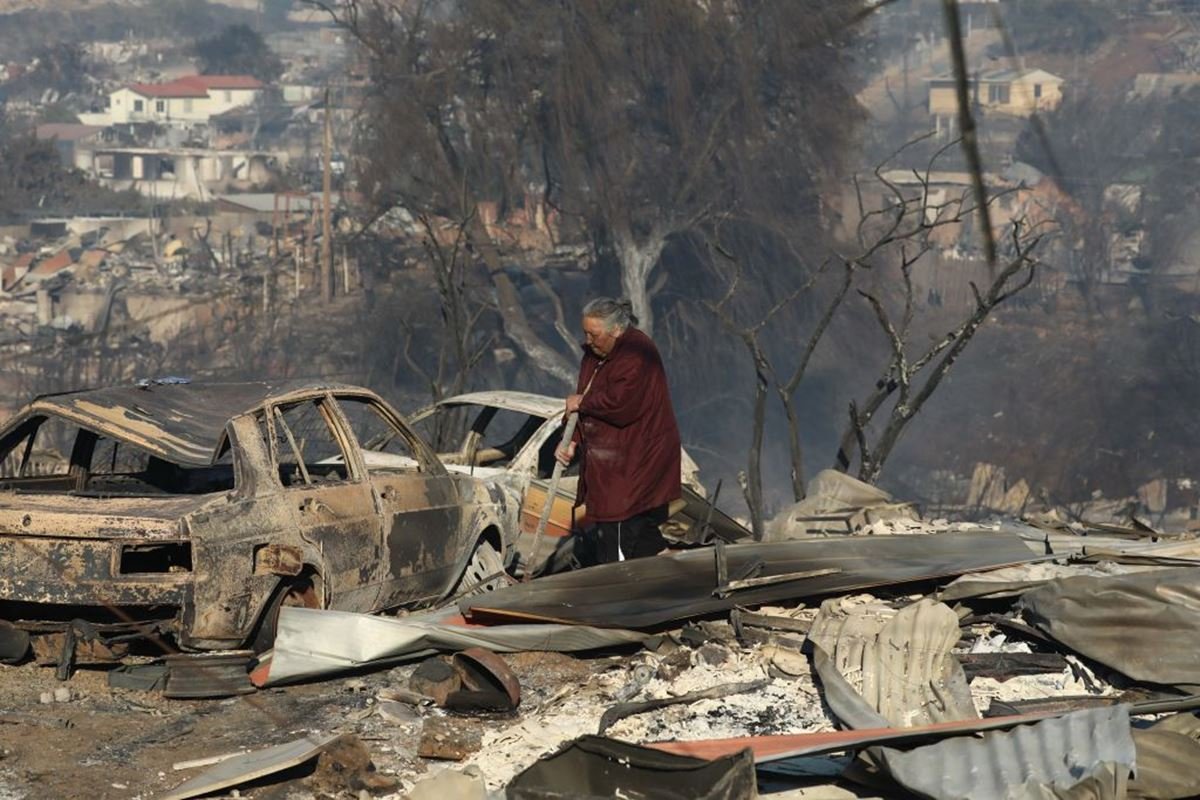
[
  {"left": 78, "top": 144, "right": 287, "bottom": 201},
  {"left": 106, "top": 75, "right": 265, "bottom": 125}
]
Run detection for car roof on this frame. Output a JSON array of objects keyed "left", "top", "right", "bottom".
[
  {"left": 24, "top": 380, "right": 368, "bottom": 466},
  {"left": 435, "top": 391, "right": 562, "bottom": 419}
]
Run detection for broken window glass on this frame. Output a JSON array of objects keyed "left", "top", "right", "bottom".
[
  {"left": 90, "top": 436, "right": 152, "bottom": 477},
  {"left": 412, "top": 405, "right": 471, "bottom": 458},
  {"left": 0, "top": 415, "right": 234, "bottom": 495},
  {"left": 269, "top": 399, "right": 351, "bottom": 487},
  {"left": 467, "top": 408, "right": 544, "bottom": 469},
  {"left": 0, "top": 415, "right": 72, "bottom": 478}
]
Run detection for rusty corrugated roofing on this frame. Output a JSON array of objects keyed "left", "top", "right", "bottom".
[
  {"left": 647, "top": 709, "right": 1067, "bottom": 762},
  {"left": 29, "top": 249, "right": 72, "bottom": 277}
]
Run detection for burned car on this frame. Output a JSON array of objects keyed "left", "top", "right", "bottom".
[
  {"left": 410, "top": 391, "right": 749, "bottom": 572},
  {"left": 0, "top": 381, "right": 517, "bottom": 656}
]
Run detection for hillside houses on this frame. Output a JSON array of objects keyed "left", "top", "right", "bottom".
[
  {"left": 928, "top": 68, "right": 1064, "bottom": 135},
  {"left": 91, "top": 74, "right": 265, "bottom": 126}
]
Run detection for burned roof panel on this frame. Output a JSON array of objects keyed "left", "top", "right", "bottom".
[
  {"left": 1018, "top": 566, "right": 1200, "bottom": 686},
  {"left": 879, "top": 704, "right": 1135, "bottom": 800},
  {"left": 435, "top": 391, "right": 564, "bottom": 420},
  {"left": 811, "top": 636, "right": 1137, "bottom": 799},
  {"left": 25, "top": 380, "right": 359, "bottom": 467}
]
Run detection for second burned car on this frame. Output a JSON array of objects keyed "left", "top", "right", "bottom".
[{"left": 410, "top": 391, "right": 749, "bottom": 573}]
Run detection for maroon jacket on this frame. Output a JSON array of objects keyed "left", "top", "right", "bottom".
[{"left": 574, "top": 327, "right": 682, "bottom": 522}]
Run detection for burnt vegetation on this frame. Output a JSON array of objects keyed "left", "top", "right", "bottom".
[{"left": 5, "top": 0, "right": 1200, "bottom": 527}]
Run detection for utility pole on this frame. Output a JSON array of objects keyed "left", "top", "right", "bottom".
[{"left": 321, "top": 86, "right": 334, "bottom": 304}]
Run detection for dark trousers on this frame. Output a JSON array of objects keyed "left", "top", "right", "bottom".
[{"left": 592, "top": 505, "right": 669, "bottom": 564}]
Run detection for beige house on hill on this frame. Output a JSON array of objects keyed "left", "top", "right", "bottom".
[
  {"left": 104, "top": 75, "right": 265, "bottom": 126},
  {"left": 929, "top": 68, "right": 1064, "bottom": 133}
]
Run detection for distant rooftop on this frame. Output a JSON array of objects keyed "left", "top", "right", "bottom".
[
  {"left": 927, "top": 68, "right": 1064, "bottom": 85},
  {"left": 126, "top": 75, "right": 265, "bottom": 98},
  {"left": 214, "top": 192, "right": 345, "bottom": 214},
  {"left": 35, "top": 123, "right": 104, "bottom": 142}
]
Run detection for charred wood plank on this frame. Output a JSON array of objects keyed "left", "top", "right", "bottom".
[
  {"left": 597, "top": 679, "right": 768, "bottom": 734},
  {"left": 960, "top": 652, "right": 1068, "bottom": 681}
]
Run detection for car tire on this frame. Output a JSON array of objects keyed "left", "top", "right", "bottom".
[
  {"left": 249, "top": 575, "right": 320, "bottom": 655},
  {"left": 452, "top": 538, "right": 507, "bottom": 598}
]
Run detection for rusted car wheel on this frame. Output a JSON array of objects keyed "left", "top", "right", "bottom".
[
  {"left": 250, "top": 575, "right": 321, "bottom": 654},
  {"left": 452, "top": 539, "right": 507, "bottom": 597}
]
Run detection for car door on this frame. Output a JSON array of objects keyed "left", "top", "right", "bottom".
[
  {"left": 265, "top": 395, "right": 384, "bottom": 613},
  {"left": 333, "top": 394, "right": 467, "bottom": 608}
]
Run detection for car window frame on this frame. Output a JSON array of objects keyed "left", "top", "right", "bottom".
[
  {"left": 263, "top": 393, "right": 366, "bottom": 488},
  {"left": 331, "top": 392, "right": 448, "bottom": 477},
  {"left": 509, "top": 414, "right": 563, "bottom": 479}
]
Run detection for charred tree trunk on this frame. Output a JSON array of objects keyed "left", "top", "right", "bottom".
[
  {"left": 613, "top": 225, "right": 667, "bottom": 336},
  {"left": 464, "top": 214, "right": 576, "bottom": 386},
  {"left": 778, "top": 261, "right": 855, "bottom": 500}
]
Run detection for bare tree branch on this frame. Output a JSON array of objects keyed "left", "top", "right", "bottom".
[{"left": 852, "top": 218, "right": 1043, "bottom": 483}]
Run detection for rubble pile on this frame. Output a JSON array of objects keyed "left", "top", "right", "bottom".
[
  {"left": 152, "top": 516, "right": 1200, "bottom": 797},
  {"left": 7, "top": 475, "right": 1200, "bottom": 798}
]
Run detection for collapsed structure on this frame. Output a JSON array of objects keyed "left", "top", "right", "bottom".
[{"left": 4, "top": 462, "right": 1199, "bottom": 798}]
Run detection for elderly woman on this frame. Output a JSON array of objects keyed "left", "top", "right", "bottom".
[{"left": 557, "top": 298, "right": 681, "bottom": 563}]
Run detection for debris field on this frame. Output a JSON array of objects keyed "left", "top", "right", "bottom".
[{"left": 6, "top": 469, "right": 1200, "bottom": 800}]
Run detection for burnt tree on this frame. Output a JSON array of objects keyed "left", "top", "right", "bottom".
[
  {"left": 310, "top": 0, "right": 869, "bottom": 338},
  {"left": 309, "top": 0, "right": 577, "bottom": 386},
  {"left": 833, "top": 142, "right": 1048, "bottom": 483},
  {"left": 706, "top": 243, "right": 853, "bottom": 538}
]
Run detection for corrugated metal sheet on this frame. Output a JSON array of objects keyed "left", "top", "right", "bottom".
[
  {"left": 811, "top": 641, "right": 1135, "bottom": 800},
  {"left": 646, "top": 710, "right": 1066, "bottom": 762},
  {"left": 1128, "top": 713, "right": 1200, "bottom": 800},
  {"left": 254, "top": 606, "right": 647, "bottom": 686},
  {"left": 879, "top": 705, "right": 1135, "bottom": 800},
  {"left": 808, "top": 598, "right": 977, "bottom": 727},
  {"left": 507, "top": 735, "right": 757, "bottom": 800},
  {"left": 160, "top": 733, "right": 341, "bottom": 800},
  {"left": 1018, "top": 567, "right": 1200, "bottom": 686},
  {"left": 464, "top": 530, "right": 1044, "bottom": 629},
  {"left": 1006, "top": 520, "right": 1200, "bottom": 562},
  {"left": 940, "top": 562, "right": 1129, "bottom": 602}
]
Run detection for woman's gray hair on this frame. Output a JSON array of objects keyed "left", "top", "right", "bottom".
[{"left": 582, "top": 297, "right": 638, "bottom": 331}]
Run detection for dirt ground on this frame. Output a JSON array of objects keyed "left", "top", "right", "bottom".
[
  {"left": 0, "top": 621, "right": 832, "bottom": 799},
  {"left": 0, "top": 649, "right": 602, "bottom": 800}
]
